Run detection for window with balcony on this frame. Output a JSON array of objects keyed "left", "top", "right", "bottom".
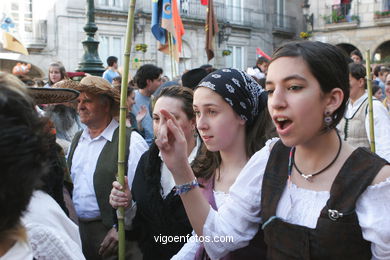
[
  {"left": 226, "top": 0, "right": 244, "bottom": 24},
  {"left": 99, "top": 35, "right": 123, "bottom": 66},
  {"left": 98, "top": 0, "right": 122, "bottom": 9},
  {"left": 276, "top": 0, "right": 285, "bottom": 27},
  {"left": 226, "top": 45, "right": 244, "bottom": 70},
  {"left": 7, "top": 0, "right": 33, "bottom": 37}
]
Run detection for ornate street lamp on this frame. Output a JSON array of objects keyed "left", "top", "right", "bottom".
[
  {"left": 218, "top": 22, "right": 232, "bottom": 47},
  {"left": 302, "top": 1, "right": 314, "bottom": 33},
  {"left": 76, "top": 0, "right": 104, "bottom": 76}
]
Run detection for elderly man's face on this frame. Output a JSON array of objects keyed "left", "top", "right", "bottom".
[{"left": 76, "top": 92, "right": 110, "bottom": 127}]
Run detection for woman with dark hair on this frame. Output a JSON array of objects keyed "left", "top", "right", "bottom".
[
  {"left": 109, "top": 86, "right": 201, "bottom": 260},
  {"left": 0, "top": 72, "right": 49, "bottom": 259},
  {"left": 0, "top": 73, "right": 85, "bottom": 260},
  {"left": 156, "top": 68, "right": 273, "bottom": 259},
  {"left": 155, "top": 41, "right": 390, "bottom": 259}
]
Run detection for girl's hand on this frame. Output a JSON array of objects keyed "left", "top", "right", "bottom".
[{"left": 155, "top": 109, "right": 191, "bottom": 181}]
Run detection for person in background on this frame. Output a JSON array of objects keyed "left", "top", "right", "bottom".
[
  {"left": 44, "top": 62, "right": 69, "bottom": 88},
  {"left": 383, "top": 73, "right": 390, "bottom": 113},
  {"left": 247, "top": 56, "right": 269, "bottom": 82},
  {"left": 372, "top": 84, "right": 383, "bottom": 101},
  {"left": 181, "top": 68, "right": 208, "bottom": 90},
  {"left": 350, "top": 49, "right": 363, "bottom": 64},
  {"left": 112, "top": 76, "right": 121, "bottom": 89},
  {"left": 103, "top": 56, "right": 120, "bottom": 84},
  {"left": 338, "top": 63, "right": 390, "bottom": 162},
  {"left": 132, "top": 64, "right": 164, "bottom": 146}
]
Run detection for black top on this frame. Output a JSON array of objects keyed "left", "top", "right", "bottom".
[
  {"left": 130, "top": 143, "right": 192, "bottom": 260},
  {"left": 261, "top": 140, "right": 389, "bottom": 260}
]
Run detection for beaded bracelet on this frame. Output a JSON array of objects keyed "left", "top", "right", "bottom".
[{"left": 174, "top": 178, "right": 200, "bottom": 196}]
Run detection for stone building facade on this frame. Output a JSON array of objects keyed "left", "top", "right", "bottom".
[
  {"left": 307, "top": 0, "right": 390, "bottom": 62},
  {"left": 1, "top": 0, "right": 303, "bottom": 79}
]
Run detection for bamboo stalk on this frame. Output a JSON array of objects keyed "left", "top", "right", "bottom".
[
  {"left": 117, "top": 0, "right": 137, "bottom": 259},
  {"left": 365, "top": 50, "right": 376, "bottom": 153}
]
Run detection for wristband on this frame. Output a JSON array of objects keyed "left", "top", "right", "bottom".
[{"left": 174, "top": 178, "right": 200, "bottom": 196}]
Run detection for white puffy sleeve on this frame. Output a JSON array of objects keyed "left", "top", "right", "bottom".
[
  {"left": 171, "top": 232, "right": 201, "bottom": 260},
  {"left": 201, "top": 139, "right": 275, "bottom": 259},
  {"left": 356, "top": 177, "right": 390, "bottom": 260}
]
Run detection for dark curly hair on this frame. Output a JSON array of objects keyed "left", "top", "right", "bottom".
[
  {"left": 0, "top": 73, "right": 51, "bottom": 240},
  {"left": 133, "top": 64, "right": 163, "bottom": 89}
]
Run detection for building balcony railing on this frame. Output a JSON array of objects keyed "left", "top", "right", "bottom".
[
  {"left": 323, "top": 4, "right": 360, "bottom": 25},
  {"left": 23, "top": 20, "right": 47, "bottom": 50},
  {"left": 272, "top": 13, "right": 296, "bottom": 35},
  {"left": 136, "top": 1, "right": 265, "bottom": 29}
]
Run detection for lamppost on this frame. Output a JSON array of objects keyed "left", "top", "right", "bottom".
[
  {"left": 76, "top": 0, "right": 104, "bottom": 76},
  {"left": 218, "top": 22, "right": 232, "bottom": 47},
  {"left": 302, "top": 1, "right": 314, "bottom": 33}
]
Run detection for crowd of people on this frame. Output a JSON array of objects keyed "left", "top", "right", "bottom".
[{"left": 1, "top": 41, "right": 390, "bottom": 260}]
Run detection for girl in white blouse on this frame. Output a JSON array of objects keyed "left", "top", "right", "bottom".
[
  {"left": 156, "top": 41, "right": 390, "bottom": 260},
  {"left": 156, "top": 68, "right": 273, "bottom": 259}
]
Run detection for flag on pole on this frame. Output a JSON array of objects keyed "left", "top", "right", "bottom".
[
  {"left": 2, "top": 31, "right": 29, "bottom": 55},
  {"left": 201, "top": 0, "right": 208, "bottom": 5},
  {"left": 256, "top": 47, "right": 271, "bottom": 60},
  {"left": 151, "top": 0, "right": 185, "bottom": 62},
  {"left": 205, "top": 0, "right": 218, "bottom": 61}
]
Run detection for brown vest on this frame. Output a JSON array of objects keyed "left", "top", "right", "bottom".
[{"left": 261, "top": 140, "right": 388, "bottom": 260}]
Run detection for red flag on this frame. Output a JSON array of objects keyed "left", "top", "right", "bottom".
[
  {"left": 256, "top": 48, "right": 271, "bottom": 60},
  {"left": 205, "top": 0, "right": 218, "bottom": 61},
  {"left": 201, "top": 0, "right": 208, "bottom": 5}
]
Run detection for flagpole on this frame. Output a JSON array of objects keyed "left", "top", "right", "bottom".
[
  {"left": 365, "top": 49, "right": 376, "bottom": 153},
  {"left": 117, "top": 0, "right": 136, "bottom": 259},
  {"left": 168, "top": 32, "right": 174, "bottom": 79}
]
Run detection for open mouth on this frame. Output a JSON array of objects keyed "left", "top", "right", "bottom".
[{"left": 274, "top": 117, "right": 292, "bottom": 130}]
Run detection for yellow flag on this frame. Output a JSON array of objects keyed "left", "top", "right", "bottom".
[{"left": 2, "top": 31, "right": 29, "bottom": 55}]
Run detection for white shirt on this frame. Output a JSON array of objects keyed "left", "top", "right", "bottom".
[
  {"left": 0, "top": 240, "right": 32, "bottom": 260},
  {"left": 174, "top": 139, "right": 390, "bottom": 260},
  {"left": 22, "top": 191, "right": 85, "bottom": 260},
  {"left": 70, "top": 119, "right": 148, "bottom": 219},
  {"left": 344, "top": 93, "right": 390, "bottom": 162}
]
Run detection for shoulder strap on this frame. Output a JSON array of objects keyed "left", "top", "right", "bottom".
[
  {"left": 261, "top": 140, "right": 290, "bottom": 222},
  {"left": 66, "top": 130, "right": 83, "bottom": 171},
  {"left": 320, "top": 148, "right": 389, "bottom": 219}
]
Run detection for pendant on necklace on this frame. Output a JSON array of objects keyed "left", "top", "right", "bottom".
[{"left": 301, "top": 174, "right": 313, "bottom": 182}]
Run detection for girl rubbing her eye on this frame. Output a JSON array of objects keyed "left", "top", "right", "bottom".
[
  {"left": 109, "top": 86, "right": 202, "bottom": 260},
  {"left": 156, "top": 41, "right": 390, "bottom": 260}
]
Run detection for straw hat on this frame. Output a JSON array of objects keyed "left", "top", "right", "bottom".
[
  {"left": 27, "top": 87, "right": 79, "bottom": 104},
  {"left": 55, "top": 76, "right": 120, "bottom": 104}
]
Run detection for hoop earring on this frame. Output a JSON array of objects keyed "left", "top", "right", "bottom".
[{"left": 324, "top": 111, "right": 333, "bottom": 129}]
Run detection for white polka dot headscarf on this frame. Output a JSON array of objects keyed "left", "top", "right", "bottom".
[{"left": 197, "top": 68, "right": 267, "bottom": 125}]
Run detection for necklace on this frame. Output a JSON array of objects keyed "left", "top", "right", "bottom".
[{"left": 288, "top": 132, "right": 342, "bottom": 182}]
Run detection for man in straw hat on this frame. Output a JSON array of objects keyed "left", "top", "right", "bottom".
[{"left": 62, "top": 76, "right": 148, "bottom": 259}]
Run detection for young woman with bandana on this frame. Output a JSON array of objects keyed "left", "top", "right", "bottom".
[
  {"left": 156, "top": 42, "right": 390, "bottom": 260},
  {"left": 156, "top": 68, "right": 273, "bottom": 259}
]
